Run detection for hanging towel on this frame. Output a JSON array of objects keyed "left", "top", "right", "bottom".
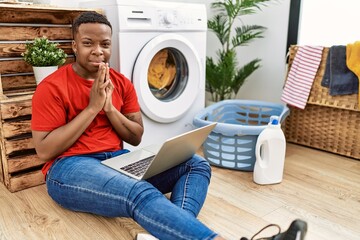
[
  {"left": 281, "top": 45, "right": 324, "bottom": 109},
  {"left": 346, "top": 41, "right": 360, "bottom": 108},
  {"left": 328, "top": 45, "right": 358, "bottom": 96}
]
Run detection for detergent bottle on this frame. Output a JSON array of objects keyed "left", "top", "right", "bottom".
[{"left": 253, "top": 116, "right": 286, "bottom": 185}]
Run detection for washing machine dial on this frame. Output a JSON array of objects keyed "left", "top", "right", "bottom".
[{"left": 162, "top": 12, "right": 175, "bottom": 25}]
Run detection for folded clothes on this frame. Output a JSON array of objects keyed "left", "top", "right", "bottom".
[
  {"left": 281, "top": 45, "right": 323, "bottom": 109},
  {"left": 321, "top": 50, "right": 330, "bottom": 87},
  {"left": 346, "top": 41, "right": 360, "bottom": 108},
  {"left": 347, "top": 41, "right": 360, "bottom": 77},
  {"left": 328, "top": 45, "right": 358, "bottom": 96}
]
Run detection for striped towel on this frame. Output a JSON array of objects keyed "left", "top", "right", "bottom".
[{"left": 281, "top": 46, "right": 324, "bottom": 109}]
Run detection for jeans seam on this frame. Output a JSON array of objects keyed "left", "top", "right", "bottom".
[
  {"left": 181, "top": 165, "right": 192, "bottom": 210},
  {"left": 47, "top": 178, "right": 131, "bottom": 207}
]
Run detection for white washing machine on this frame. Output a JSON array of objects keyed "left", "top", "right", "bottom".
[{"left": 81, "top": 0, "right": 207, "bottom": 150}]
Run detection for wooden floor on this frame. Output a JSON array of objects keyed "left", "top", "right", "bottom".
[{"left": 0, "top": 143, "right": 359, "bottom": 240}]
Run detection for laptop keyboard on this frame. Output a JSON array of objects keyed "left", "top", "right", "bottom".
[{"left": 120, "top": 155, "right": 155, "bottom": 177}]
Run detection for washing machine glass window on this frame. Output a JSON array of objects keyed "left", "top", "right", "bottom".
[{"left": 147, "top": 48, "right": 188, "bottom": 102}]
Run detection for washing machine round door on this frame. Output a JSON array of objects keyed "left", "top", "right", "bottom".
[{"left": 132, "top": 33, "right": 202, "bottom": 123}]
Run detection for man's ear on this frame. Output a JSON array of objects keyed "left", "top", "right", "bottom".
[{"left": 72, "top": 40, "right": 77, "bottom": 55}]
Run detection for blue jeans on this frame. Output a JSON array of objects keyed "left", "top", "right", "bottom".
[{"left": 46, "top": 150, "right": 218, "bottom": 240}]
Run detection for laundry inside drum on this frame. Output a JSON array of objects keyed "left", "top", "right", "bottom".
[{"left": 147, "top": 48, "right": 188, "bottom": 101}]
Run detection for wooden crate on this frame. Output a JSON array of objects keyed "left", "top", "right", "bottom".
[
  {"left": 0, "top": 4, "right": 99, "bottom": 192},
  {"left": 0, "top": 93, "right": 46, "bottom": 192}
]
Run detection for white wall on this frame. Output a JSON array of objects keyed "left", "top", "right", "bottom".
[
  {"left": 298, "top": 0, "right": 360, "bottom": 46},
  {"left": 233, "top": 1, "right": 290, "bottom": 103},
  {"left": 50, "top": 0, "right": 290, "bottom": 103}
]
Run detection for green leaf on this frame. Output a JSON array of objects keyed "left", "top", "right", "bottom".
[
  {"left": 231, "top": 25, "right": 266, "bottom": 48},
  {"left": 22, "top": 36, "right": 67, "bottom": 66}
]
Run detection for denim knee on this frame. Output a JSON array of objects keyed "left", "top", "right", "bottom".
[
  {"left": 127, "top": 180, "right": 165, "bottom": 218},
  {"left": 187, "top": 155, "right": 212, "bottom": 181}
]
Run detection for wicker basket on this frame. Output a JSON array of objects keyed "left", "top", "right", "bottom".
[{"left": 284, "top": 46, "right": 360, "bottom": 159}]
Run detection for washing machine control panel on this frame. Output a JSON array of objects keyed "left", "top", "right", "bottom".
[{"left": 158, "top": 10, "right": 204, "bottom": 29}]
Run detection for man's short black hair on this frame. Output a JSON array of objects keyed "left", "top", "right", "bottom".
[{"left": 72, "top": 11, "right": 112, "bottom": 38}]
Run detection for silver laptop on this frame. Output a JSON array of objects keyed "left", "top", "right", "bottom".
[{"left": 101, "top": 123, "right": 216, "bottom": 180}]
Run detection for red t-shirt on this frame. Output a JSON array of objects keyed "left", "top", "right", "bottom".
[{"left": 31, "top": 64, "right": 140, "bottom": 175}]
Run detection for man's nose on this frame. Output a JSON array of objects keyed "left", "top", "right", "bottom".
[{"left": 92, "top": 44, "right": 103, "bottom": 55}]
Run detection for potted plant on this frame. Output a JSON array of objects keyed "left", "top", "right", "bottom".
[
  {"left": 206, "top": 0, "right": 272, "bottom": 102},
  {"left": 22, "top": 36, "right": 67, "bottom": 84}
]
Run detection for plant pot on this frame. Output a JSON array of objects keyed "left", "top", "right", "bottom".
[
  {"left": 205, "top": 99, "right": 216, "bottom": 107},
  {"left": 32, "top": 66, "right": 58, "bottom": 85},
  {"left": 205, "top": 91, "right": 216, "bottom": 107}
]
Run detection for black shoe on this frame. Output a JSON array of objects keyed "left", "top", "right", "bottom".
[{"left": 240, "top": 219, "right": 307, "bottom": 240}]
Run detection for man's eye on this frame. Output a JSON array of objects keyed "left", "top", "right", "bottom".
[{"left": 83, "top": 42, "right": 91, "bottom": 46}]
